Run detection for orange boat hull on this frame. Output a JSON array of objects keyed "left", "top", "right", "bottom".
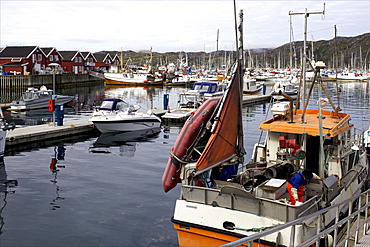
[{"left": 174, "top": 223, "right": 274, "bottom": 247}]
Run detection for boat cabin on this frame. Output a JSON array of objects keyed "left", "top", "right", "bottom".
[{"left": 186, "top": 81, "right": 226, "bottom": 99}]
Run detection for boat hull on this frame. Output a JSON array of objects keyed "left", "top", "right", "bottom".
[
  {"left": 172, "top": 200, "right": 282, "bottom": 247},
  {"left": 243, "top": 85, "right": 263, "bottom": 95},
  {"left": 9, "top": 96, "right": 74, "bottom": 111},
  {"left": 104, "top": 73, "right": 163, "bottom": 86},
  {"left": 91, "top": 116, "right": 161, "bottom": 133},
  {"left": 0, "top": 130, "right": 5, "bottom": 159}
]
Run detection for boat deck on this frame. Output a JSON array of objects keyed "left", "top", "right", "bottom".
[{"left": 355, "top": 231, "right": 370, "bottom": 246}]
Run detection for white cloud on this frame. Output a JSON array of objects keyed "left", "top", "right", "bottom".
[{"left": 1, "top": 1, "right": 369, "bottom": 52}]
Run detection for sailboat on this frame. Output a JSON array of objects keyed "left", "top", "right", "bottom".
[{"left": 163, "top": 7, "right": 369, "bottom": 247}]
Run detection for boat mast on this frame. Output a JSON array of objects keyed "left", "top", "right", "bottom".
[
  {"left": 289, "top": 5, "right": 324, "bottom": 123},
  {"left": 120, "top": 48, "right": 123, "bottom": 72},
  {"left": 234, "top": 1, "right": 246, "bottom": 160}
]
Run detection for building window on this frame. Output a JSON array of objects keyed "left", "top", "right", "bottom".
[
  {"left": 32, "top": 54, "right": 36, "bottom": 63},
  {"left": 38, "top": 54, "right": 42, "bottom": 61},
  {"left": 50, "top": 55, "right": 53, "bottom": 61}
]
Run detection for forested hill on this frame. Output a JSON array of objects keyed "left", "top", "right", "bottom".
[
  {"left": 260, "top": 32, "right": 370, "bottom": 70},
  {"left": 98, "top": 32, "right": 370, "bottom": 70}
]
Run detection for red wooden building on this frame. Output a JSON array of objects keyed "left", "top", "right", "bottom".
[
  {"left": 81, "top": 52, "right": 97, "bottom": 72},
  {"left": 59, "top": 51, "right": 86, "bottom": 74},
  {"left": 93, "top": 53, "right": 113, "bottom": 72},
  {"left": 0, "top": 46, "right": 48, "bottom": 75}
]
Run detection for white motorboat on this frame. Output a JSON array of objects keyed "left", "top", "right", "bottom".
[
  {"left": 9, "top": 86, "right": 74, "bottom": 111},
  {"left": 90, "top": 99, "right": 161, "bottom": 133},
  {"left": 271, "top": 81, "right": 298, "bottom": 100},
  {"left": 161, "top": 93, "right": 200, "bottom": 123},
  {"left": 243, "top": 76, "right": 263, "bottom": 95},
  {"left": 162, "top": 81, "right": 225, "bottom": 124}
]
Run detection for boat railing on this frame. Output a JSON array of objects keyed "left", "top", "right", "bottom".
[
  {"left": 181, "top": 184, "right": 320, "bottom": 223},
  {"left": 219, "top": 188, "right": 370, "bottom": 247}
]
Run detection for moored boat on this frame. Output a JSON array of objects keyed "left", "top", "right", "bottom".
[
  {"left": 243, "top": 76, "right": 263, "bottom": 95},
  {"left": 271, "top": 81, "right": 298, "bottom": 100},
  {"left": 90, "top": 99, "right": 161, "bottom": 133},
  {"left": 0, "top": 107, "right": 15, "bottom": 160},
  {"left": 104, "top": 70, "right": 163, "bottom": 86},
  {"left": 9, "top": 86, "right": 74, "bottom": 111}
]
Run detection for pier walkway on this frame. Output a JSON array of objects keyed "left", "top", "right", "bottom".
[
  {"left": 242, "top": 94, "right": 271, "bottom": 105},
  {"left": 5, "top": 118, "right": 95, "bottom": 147}
]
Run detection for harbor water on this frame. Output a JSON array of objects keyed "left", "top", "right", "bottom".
[{"left": 1, "top": 81, "right": 370, "bottom": 246}]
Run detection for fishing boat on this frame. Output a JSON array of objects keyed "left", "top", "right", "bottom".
[
  {"left": 164, "top": 8, "right": 369, "bottom": 247},
  {"left": 90, "top": 99, "right": 161, "bottom": 133},
  {"left": 104, "top": 48, "right": 163, "bottom": 86},
  {"left": 104, "top": 70, "right": 163, "bottom": 86},
  {"left": 9, "top": 86, "right": 74, "bottom": 111},
  {"left": 0, "top": 108, "right": 15, "bottom": 160}
]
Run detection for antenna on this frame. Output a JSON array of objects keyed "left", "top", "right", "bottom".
[
  {"left": 217, "top": 29, "right": 219, "bottom": 52},
  {"left": 289, "top": 6, "right": 325, "bottom": 123}
]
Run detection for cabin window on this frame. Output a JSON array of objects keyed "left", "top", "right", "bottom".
[
  {"left": 49, "top": 55, "right": 53, "bottom": 61},
  {"left": 32, "top": 54, "right": 36, "bottom": 63},
  {"left": 38, "top": 54, "right": 42, "bottom": 61}
]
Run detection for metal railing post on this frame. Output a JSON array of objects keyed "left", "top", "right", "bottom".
[
  {"left": 289, "top": 225, "right": 296, "bottom": 247},
  {"left": 355, "top": 196, "right": 362, "bottom": 244},
  {"left": 333, "top": 207, "right": 339, "bottom": 247}
]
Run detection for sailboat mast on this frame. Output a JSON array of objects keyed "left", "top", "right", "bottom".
[{"left": 236, "top": 7, "right": 245, "bottom": 160}]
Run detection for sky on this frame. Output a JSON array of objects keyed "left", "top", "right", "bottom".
[{"left": 0, "top": 0, "right": 369, "bottom": 53}]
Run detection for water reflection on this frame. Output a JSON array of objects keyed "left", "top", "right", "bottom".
[
  {"left": 90, "top": 128, "right": 162, "bottom": 157},
  {"left": 49, "top": 146, "right": 66, "bottom": 210},
  {"left": 0, "top": 160, "right": 18, "bottom": 235},
  {"left": 10, "top": 109, "right": 53, "bottom": 126}
]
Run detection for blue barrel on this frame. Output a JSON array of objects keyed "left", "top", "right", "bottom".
[
  {"left": 163, "top": 94, "right": 169, "bottom": 110},
  {"left": 55, "top": 104, "right": 64, "bottom": 126}
]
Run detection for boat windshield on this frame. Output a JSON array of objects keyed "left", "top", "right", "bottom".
[{"left": 117, "top": 101, "right": 131, "bottom": 111}]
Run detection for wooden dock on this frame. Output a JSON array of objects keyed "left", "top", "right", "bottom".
[
  {"left": 5, "top": 118, "right": 95, "bottom": 147},
  {"left": 242, "top": 94, "right": 271, "bottom": 105}
]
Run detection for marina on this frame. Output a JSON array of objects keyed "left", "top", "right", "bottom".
[
  {"left": 0, "top": 80, "right": 370, "bottom": 246},
  {"left": 1, "top": 0, "right": 370, "bottom": 245}
]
